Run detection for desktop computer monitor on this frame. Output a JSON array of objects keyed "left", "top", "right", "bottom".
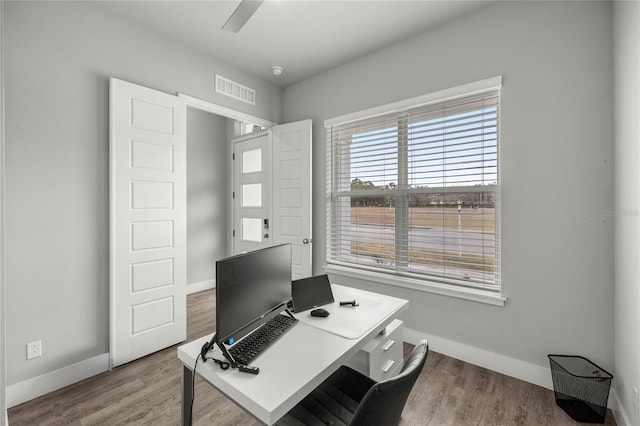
[{"left": 214, "top": 244, "right": 292, "bottom": 346}]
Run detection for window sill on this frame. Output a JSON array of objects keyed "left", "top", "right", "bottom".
[{"left": 324, "top": 263, "right": 506, "bottom": 307}]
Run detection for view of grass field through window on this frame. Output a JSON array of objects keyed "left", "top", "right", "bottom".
[{"left": 349, "top": 205, "right": 496, "bottom": 273}]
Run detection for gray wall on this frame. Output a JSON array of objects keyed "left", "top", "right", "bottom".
[
  {"left": 187, "top": 108, "right": 229, "bottom": 288},
  {"left": 1, "top": 0, "right": 6, "bottom": 421},
  {"left": 284, "top": 0, "right": 614, "bottom": 373},
  {"left": 4, "top": 1, "right": 281, "bottom": 386},
  {"left": 614, "top": 1, "right": 640, "bottom": 424}
]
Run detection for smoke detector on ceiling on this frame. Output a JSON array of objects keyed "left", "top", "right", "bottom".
[{"left": 272, "top": 66, "right": 284, "bottom": 76}]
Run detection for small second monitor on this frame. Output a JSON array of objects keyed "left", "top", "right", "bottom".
[{"left": 291, "top": 274, "right": 334, "bottom": 313}]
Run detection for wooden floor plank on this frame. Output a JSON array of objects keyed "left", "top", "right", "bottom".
[{"left": 8, "top": 290, "right": 616, "bottom": 425}]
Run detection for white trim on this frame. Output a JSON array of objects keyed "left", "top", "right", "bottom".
[
  {"left": 324, "top": 76, "right": 502, "bottom": 128},
  {"left": 404, "top": 327, "right": 550, "bottom": 388},
  {"left": 187, "top": 279, "right": 215, "bottom": 295},
  {"left": 403, "top": 327, "right": 616, "bottom": 409},
  {"left": 6, "top": 353, "right": 109, "bottom": 408},
  {"left": 178, "top": 93, "right": 277, "bottom": 129},
  {"left": 325, "top": 264, "right": 506, "bottom": 307},
  {"left": 611, "top": 388, "right": 632, "bottom": 426}
]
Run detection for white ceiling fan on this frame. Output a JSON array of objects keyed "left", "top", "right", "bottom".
[{"left": 222, "top": 0, "right": 264, "bottom": 33}]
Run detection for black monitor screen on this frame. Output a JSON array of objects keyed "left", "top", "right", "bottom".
[
  {"left": 215, "top": 244, "right": 292, "bottom": 345},
  {"left": 292, "top": 274, "right": 334, "bottom": 313}
]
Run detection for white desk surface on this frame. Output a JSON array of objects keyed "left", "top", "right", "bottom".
[
  {"left": 295, "top": 284, "right": 408, "bottom": 339},
  {"left": 177, "top": 285, "right": 408, "bottom": 425}
]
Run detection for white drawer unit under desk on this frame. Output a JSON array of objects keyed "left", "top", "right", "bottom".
[{"left": 345, "top": 319, "right": 403, "bottom": 381}]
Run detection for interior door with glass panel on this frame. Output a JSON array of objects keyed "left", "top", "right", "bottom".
[{"left": 233, "top": 132, "right": 271, "bottom": 254}]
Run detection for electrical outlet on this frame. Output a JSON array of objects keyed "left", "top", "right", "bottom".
[
  {"left": 26, "top": 340, "right": 42, "bottom": 360},
  {"left": 633, "top": 385, "right": 639, "bottom": 416}
]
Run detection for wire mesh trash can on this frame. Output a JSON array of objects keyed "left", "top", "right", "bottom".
[{"left": 548, "top": 354, "right": 613, "bottom": 423}]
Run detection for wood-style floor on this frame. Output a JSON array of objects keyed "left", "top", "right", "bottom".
[{"left": 8, "top": 290, "right": 616, "bottom": 425}]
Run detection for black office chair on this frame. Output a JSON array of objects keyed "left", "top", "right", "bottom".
[{"left": 276, "top": 339, "right": 429, "bottom": 426}]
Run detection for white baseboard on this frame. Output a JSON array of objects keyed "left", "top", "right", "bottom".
[
  {"left": 6, "top": 353, "right": 109, "bottom": 408},
  {"left": 6, "top": 280, "right": 213, "bottom": 410},
  {"left": 404, "top": 327, "right": 623, "bottom": 409},
  {"left": 187, "top": 279, "right": 215, "bottom": 295},
  {"left": 611, "top": 388, "right": 633, "bottom": 426},
  {"left": 404, "top": 327, "right": 631, "bottom": 416},
  {"left": 404, "top": 327, "right": 553, "bottom": 390}
]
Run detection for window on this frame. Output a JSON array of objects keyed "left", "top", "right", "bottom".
[{"left": 325, "top": 78, "right": 501, "bottom": 300}]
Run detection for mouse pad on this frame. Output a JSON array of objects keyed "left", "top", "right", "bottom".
[{"left": 296, "top": 284, "right": 407, "bottom": 339}]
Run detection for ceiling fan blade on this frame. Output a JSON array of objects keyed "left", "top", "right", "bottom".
[{"left": 222, "top": 0, "right": 264, "bottom": 33}]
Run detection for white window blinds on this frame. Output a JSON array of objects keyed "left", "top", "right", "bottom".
[{"left": 326, "top": 83, "right": 500, "bottom": 291}]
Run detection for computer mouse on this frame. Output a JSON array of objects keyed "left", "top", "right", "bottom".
[{"left": 310, "top": 308, "right": 330, "bottom": 317}]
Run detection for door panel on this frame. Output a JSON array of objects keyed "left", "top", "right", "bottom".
[
  {"left": 272, "top": 120, "right": 312, "bottom": 279},
  {"left": 110, "top": 78, "right": 186, "bottom": 367}
]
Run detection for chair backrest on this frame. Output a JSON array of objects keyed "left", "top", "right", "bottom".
[{"left": 349, "top": 340, "right": 429, "bottom": 426}]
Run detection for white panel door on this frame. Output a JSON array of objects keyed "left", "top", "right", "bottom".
[
  {"left": 110, "top": 78, "right": 187, "bottom": 367},
  {"left": 233, "top": 132, "right": 271, "bottom": 255},
  {"left": 272, "top": 120, "right": 313, "bottom": 279}
]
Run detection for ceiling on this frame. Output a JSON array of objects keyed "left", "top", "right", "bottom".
[{"left": 99, "top": 1, "right": 492, "bottom": 88}]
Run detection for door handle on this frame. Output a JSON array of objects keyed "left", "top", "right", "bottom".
[
  {"left": 264, "top": 233, "right": 269, "bottom": 239},
  {"left": 302, "top": 238, "right": 310, "bottom": 245}
]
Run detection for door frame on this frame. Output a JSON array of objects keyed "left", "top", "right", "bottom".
[
  {"left": 178, "top": 93, "right": 277, "bottom": 256},
  {"left": 178, "top": 94, "right": 276, "bottom": 130}
]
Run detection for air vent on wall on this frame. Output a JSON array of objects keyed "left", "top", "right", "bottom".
[{"left": 215, "top": 74, "right": 256, "bottom": 105}]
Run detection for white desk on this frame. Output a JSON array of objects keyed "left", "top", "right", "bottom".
[{"left": 177, "top": 285, "right": 408, "bottom": 425}]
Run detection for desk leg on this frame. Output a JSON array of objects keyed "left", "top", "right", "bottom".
[{"left": 182, "top": 364, "right": 193, "bottom": 426}]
